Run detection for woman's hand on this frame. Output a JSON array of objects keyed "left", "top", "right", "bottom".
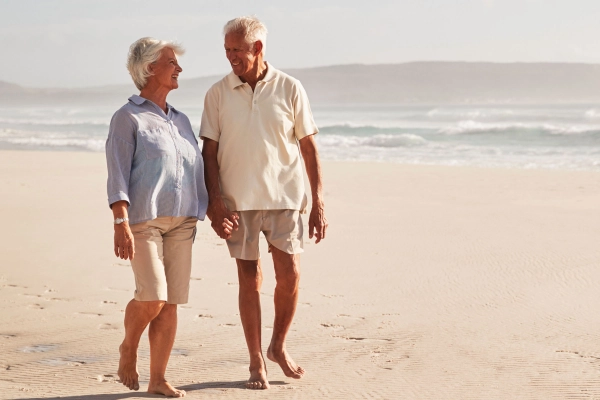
[
  {"left": 111, "top": 200, "right": 134, "bottom": 260},
  {"left": 114, "top": 223, "right": 135, "bottom": 260}
]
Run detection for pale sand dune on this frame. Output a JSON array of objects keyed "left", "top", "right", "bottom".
[{"left": 2, "top": 150, "right": 600, "bottom": 399}]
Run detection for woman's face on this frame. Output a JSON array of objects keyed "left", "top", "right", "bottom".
[{"left": 148, "top": 47, "right": 183, "bottom": 91}]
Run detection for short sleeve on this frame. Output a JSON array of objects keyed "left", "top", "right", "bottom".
[
  {"left": 105, "top": 108, "right": 136, "bottom": 207},
  {"left": 293, "top": 81, "right": 318, "bottom": 140},
  {"left": 199, "top": 86, "right": 221, "bottom": 142}
]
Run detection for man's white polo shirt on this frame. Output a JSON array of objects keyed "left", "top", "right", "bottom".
[{"left": 199, "top": 63, "right": 318, "bottom": 212}]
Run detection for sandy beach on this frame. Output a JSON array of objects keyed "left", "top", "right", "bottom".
[{"left": 2, "top": 149, "right": 600, "bottom": 399}]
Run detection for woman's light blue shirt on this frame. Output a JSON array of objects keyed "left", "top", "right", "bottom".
[{"left": 106, "top": 95, "right": 208, "bottom": 225}]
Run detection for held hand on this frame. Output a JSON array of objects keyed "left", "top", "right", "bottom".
[
  {"left": 209, "top": 200, "right": 239, "bottom": 240},
  {"left": 308, "top": 202, "right": 328, "bottom": 244},
  {"left": 114, "top": 223, "right": 135, "bottom": 260}
]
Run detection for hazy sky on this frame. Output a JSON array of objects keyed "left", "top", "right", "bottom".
[{"left": 2, "top": 0, "right": 600, "bottom": 88}]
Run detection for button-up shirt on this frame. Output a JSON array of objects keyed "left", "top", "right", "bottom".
[{"left": 106, "top": 95, "right": 208, "bottom": 225}]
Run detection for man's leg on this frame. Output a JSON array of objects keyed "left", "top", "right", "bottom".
[
  {"left": 267, "top": 247, "right": 305, "bottom": 378},
  {"left": 119, "top": 299, "right": 165, "bottom": 391},
  {"left": 237, "top": 259, "right": 270, "bottom": 389},
  {"left": 147, "top": 304, "right": 185, "bottom": 397}
]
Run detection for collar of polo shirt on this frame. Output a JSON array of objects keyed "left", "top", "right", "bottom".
[{"left": 227, "top": 62, "right": 277, "bottom": 90}]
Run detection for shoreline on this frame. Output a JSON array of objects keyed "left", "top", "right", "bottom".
[{"left": 1, "top": 148, "right": 600, "bottom": 173}]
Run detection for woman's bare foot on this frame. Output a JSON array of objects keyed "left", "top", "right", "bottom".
[
  {"left": 267, "top": 344, "right": 304, "bottom": 379},
  {"left": 118, "top": 343, "right": 140, "bottom": 391},
  {"left": 246, "top": 355, "right": 270, "bottom": 390},
  {"left": 148, "top": 380, "right": 186, "bottom": 398}
]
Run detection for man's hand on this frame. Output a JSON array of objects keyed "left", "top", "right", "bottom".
[
  {"left": 114, "top": 223, "right": 135, "bottom": 260},
  {"left": 208, "top": 200, "right": 239, "bottom": 240},
  {"left": 308, "top": 202, "right": 327, "bottom": 244}
]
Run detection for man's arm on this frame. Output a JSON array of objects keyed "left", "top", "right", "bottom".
[
  {"left": 201, "top": 138, "right": 238, "bottom": 239},
  {"left": 299, "top": 135, "right": 328, "bottom": 244}
]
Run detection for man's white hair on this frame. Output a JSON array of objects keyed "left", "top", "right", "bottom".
[
  {"left": 126, "top": 37, "right": 185, "bottom": 91},
  {"left": 223, "top": 16, "right": 268, "bottom": 55}
]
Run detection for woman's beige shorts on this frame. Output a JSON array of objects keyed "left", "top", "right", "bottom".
[
  {"left": 129, "top": 216, "right": 197, "bottom": 304},
  {"left": 226, "top": 209, "right": 303, "bottom": 260}
]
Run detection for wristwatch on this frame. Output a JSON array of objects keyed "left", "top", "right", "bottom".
[{"left": 114, "top": 217, "right": 129, "bottom": 225}]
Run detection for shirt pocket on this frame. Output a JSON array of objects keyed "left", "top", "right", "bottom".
[
  {"left": 176, "top": 128, "right": 200, "bottom": 163},
  {"left": 139, "top": 128, "right": 175, "bottom": 159}
]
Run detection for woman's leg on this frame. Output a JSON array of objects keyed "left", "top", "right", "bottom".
[
  {"left": 144, "top": 217, "right": 196, "bottom": 397},
  {"left": 118, "top": 299, "right": 166, "bottom": 391}
]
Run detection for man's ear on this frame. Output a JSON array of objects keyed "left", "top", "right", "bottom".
[{"left": 254, "top": 40, "right": 263, "bottom": 56}]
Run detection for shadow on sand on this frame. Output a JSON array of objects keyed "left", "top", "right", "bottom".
[{"left": 18, "top": 380, "right": 290, "bottom": 400}]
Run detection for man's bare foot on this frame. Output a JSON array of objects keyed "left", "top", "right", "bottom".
[
  {"left": 148, "top": 380, "right": 186, "bottom": 398},
  {"left": 118, "top": 343, "right": 140, "bottom": 391},
  {"left": 267, "top": 344, "right": 304, "bottom": 379},
  {"left": 246, "top": 355, "right": 269, "bottom": 390}
]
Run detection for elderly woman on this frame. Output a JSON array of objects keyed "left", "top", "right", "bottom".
[{"left": 106, "top": 37, "right": 212, "bottom": 397}]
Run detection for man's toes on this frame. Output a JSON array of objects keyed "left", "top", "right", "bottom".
[{"left": 132, "top": 381, "right": 140, "bottom": 391}]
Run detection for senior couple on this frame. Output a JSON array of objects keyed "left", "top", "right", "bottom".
[{"left": 105, "top": 16, "right": 327, "bottom": 397}]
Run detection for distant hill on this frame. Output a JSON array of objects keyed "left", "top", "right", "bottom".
[{"left": 3, "top": 62, "right": 600, "bottom": 106}]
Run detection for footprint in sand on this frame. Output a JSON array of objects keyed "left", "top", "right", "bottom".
[
  {"left": 95, "top": 374, "right": 118, "bottom": 383},
  {"left": 321, "top": 323, "right": 345, "bottom": 330},
  {"left": 21, "top": 344, "right": 58, "bottom": 353},
  {"left": 98, "top": 323, "right": 118, "bottom": 330},
  {"left": 101, "top": 300, "right": 117, "bottom": 305},
  {"left": 337, "top": 314, "right": 366, "bottom": 320},
  {"left": 6, "top": 284, "right": 28, "bottom": 289},
  {"left": 334, "top": 336, "right": 393, "bottom": 342},
  {"left": 76, "top": 312, "right": 103, "bottom": 317},
  {"left": 1, "top": 333, "right": 16, "bottom": 339},
  {"left": 197, "top": 314, "right": 213, "bottom": 318},
  {"left": 171, "top": 348, "right": 189, "bottom": 356},
  {"left": 106, "top": 287, "right": 128, "bottom": 292},
  {"left": 22, "top": 294, "right": 43, "bottom": 299},
  {"left": 40, "top": 358, "right": 87, "bottom": 367},
  {"left": 190, "top": 277, "right": 202, "bottom": 281},
  {"left": 28, "top": 304, "right": 44, "bottom": 310},
  {"left": 219, "top": 323, "right": 238, "bottom": 327}
]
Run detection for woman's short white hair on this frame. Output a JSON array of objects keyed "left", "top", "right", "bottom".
[
  {"left": 223, "top": 16, "right": 268, "bottom": 55},
  {"left": 127, "top": 37, "right": 185, "bottom": 90}
]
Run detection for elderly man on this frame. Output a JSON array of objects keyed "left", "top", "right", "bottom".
[{"left": 200, "top": 16, "right": 327, "bottom": 389}]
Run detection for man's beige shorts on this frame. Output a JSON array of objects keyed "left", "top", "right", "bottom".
[
  {"left": 129, "top": 216, "right": 197, "bottom": 304},
  {"left": 227, "top": 210, "right": 303, "bottom": 260}
]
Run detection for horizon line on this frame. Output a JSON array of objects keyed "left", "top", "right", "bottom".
[{"left": 3, "top": 60, "right": 600, "bottom": 90}]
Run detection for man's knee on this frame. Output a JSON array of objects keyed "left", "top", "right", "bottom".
[
  {"left": 274, "top": 259, "right": 300, "bottom": 292},
  {"left": 236, "top": 259, "right": 262, "bottom": 291}
]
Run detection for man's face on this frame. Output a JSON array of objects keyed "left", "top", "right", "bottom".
[{"left": 224, "top": 33, "right": 259, "bottom": 78}]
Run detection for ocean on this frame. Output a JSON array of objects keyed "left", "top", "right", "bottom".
[{"left": 2, "top": 103, "right": 600, "bottom": 170}]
